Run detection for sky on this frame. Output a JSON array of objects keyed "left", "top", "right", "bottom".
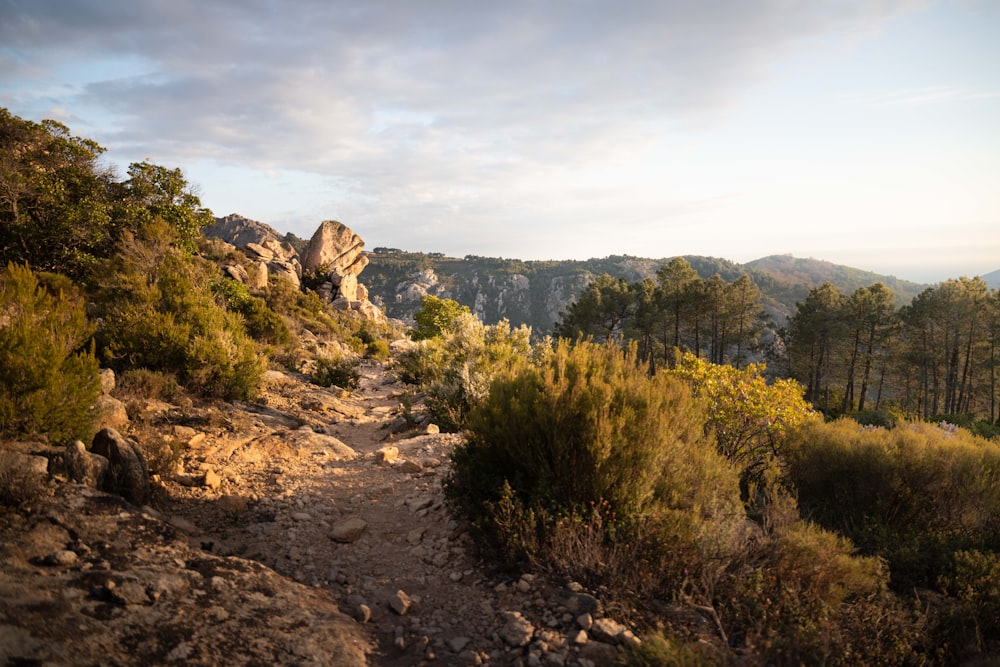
[{"left": 2, "top": 0, "right": 998, "bottom": 284}]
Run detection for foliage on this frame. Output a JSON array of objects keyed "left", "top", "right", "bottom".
[
  {"left": 667, "top": 352, "right": 818, "bottom": 486},
  {"left": 115, "top": 161, "right": 214, "bottom": 253},
  {"left": 94, "top": 225, "right": 264, "bottom": 400},
  {"left": 0, "top": 108, "right": 114, "bottom": 279},
  {"left": 447, "top": 339, "right": 746, "bottom": 595},
  {"left": 0, "top": 263, "right": 100, "bottom": 442},
  {"left": 311, "top": 353, "right": 360, "bottom": 390},
  {"left": 409, "top": 294, "right": 471, "bottom": 340},
  {"left": 784, "top": 419, "right": 1000, "bottom": 591},
  {"left": 618, "top": 632, "right": 724, "bottom": 666},
  {"left": 212, "top": 278, "right": 292, "bottom": 346},
  {"left": 0, "top": 451, "right": 45, "bottom": 507},
  {"left": 397, "top": 314, "right": 536, "bottom": 430},
  {"left": 939, "top": 550, "right": 1000, "bottom": 656}
]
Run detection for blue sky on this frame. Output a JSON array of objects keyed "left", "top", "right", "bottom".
[{"left": 2, "top": 0, "right": 998, "bottom": 283}]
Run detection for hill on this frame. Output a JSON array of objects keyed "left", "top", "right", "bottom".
[{"left": 362, "top": 249, "right": 929, "bottom": 334}]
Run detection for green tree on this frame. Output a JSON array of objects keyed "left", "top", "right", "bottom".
[
  {"left": 0, "top": 108, "right": 114, "bottom": 278},
  {"left": 554, "top": 274, "right": 635, "bottom": 342},
  {"left": 841, "top": 283, "right": 897, "bottom": 413},
  {"left": 655, "top": 257, "right": 701, "bottom": 358},
  {"left": 785, "top": 282, "right": 847, "bottom": 414},
  {"left": 114, "top": 161, "right": 214, "bottom": 253},
  {"left": 409, "top": 294, "right": 472, "bottom": 340}
]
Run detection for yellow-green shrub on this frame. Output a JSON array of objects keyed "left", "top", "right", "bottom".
[
  {"left": 447, "top": 339, "right": 745, "bottom": 595},
  {"left": 0, "top": 263, "right": 100, "bottom": 442}
]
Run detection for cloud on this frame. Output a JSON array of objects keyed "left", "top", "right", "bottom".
[{"left": 2, "top": 0, "right": 927, "bottom": 255}]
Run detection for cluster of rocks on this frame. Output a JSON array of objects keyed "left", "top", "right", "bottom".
[{"left": 205, "top": 214, "right": 382, "bottom": 320}]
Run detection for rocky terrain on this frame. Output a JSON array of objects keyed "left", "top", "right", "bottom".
[{"left": 0, "top": 359, "right": 643, "bottom": 666}]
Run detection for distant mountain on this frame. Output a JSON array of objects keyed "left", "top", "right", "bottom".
[
  {"left": 984, "top": 268, "right": 1000, "bottom": 290},
  {"left": 361, "top": 250, "right": 930, "bottom": 334}
]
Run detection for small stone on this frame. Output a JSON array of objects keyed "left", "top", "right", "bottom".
[
  {"left": 425, "top": 423, "right": 440, "bottom": 434},
  {"left": 330, "top": 517, "right": 367, "bottom": 543},
  {"left": 500, "top": 611, "right": 534, "bottom": 647},
  {"left": 576, "top": 613, "right": 593, "bottom": 631},
  {"left": 354, "top": 604, "right": 372, "bottom": 623},
  {"left": 449, "top": 636, "right": 471, "bottom": 652},
  {"left": 396, "top": 459, "right": 422, "bottom": 474},
  {"left": 516, "top": 578, "right": 532, "bottom": 593},
  {"left": 390, "top": 589, "right": 412, "bottom": 615},
  {"left": 202, "top": 468, "right": 222, "bottom": 490},
  {"left": 44, "top": 550, "right": 79, "bottom": 567},
  {"left": 291, "top": 512, "right": 312, "bottom": 522},
  {"left": 375, "top": 446, "right": 398, "bottom": 465},
  {"left": 406, "top": 527, "right": 425, "bottom": 544},
  {"left": 589, "top": 618, "right": 627, "bottom": 644},
  {"left": 572, "top": 630, "right": 588, "bottom": 645}
]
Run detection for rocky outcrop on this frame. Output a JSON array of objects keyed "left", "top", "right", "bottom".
[
  {"left": 91, "top": 428, "right": 149, "bottom": 506},
  {"left": 209, "top": 215, "right": 383, "bottom": 320},
  {"left": 0, "top": 483, "right": 370, "bottom": 666}
]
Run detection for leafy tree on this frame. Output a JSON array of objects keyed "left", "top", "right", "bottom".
[
  {"left": 785, "top": 282, "right": 847, "bottom": 414},
  {"left": 0, "top": 108, "right": 114, "bottom": 278},
  {"left": 841, "top": 283, "right": 897, "bottom": 412},
  {"left": 554, "top": 274, "right": 634, "bottom": 342},
  {"left": 409, "top": 294, "right": 471, "bottom": 340},
  {"left": 655, "top": 257, "right": 701, "bottom": 357},
  {"left": 667, "top": 352, "right": 818, "bottom": 486},
  {"left": 114, "top": 161, "right": 214, "bottom": 253},
  {"left": 0, "top": 263, "right": 100, "bottom": 442}
]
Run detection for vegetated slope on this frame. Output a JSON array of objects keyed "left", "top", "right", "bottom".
[{"left": 362, "top": 249, "right": 928, "bottom": 334}]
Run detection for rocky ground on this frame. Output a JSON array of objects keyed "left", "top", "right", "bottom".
[{"left": 0, "top": 358, "right": 644, "bottom": 666}]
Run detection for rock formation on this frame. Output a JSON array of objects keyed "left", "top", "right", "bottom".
[{"left": 208, "top": 215, "right": 383, "bottom": 321}]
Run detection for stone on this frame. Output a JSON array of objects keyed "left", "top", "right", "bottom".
[
  {"left": 301, "top": 220, "right": 366, "bottom": 275},
  {"left": 389, "top": 589, "right": 412, "bottom": 615},
  {"left": 566, "top": 592, "right": 600, "bottom": 616},
  {"left": 99, "top": 368, "right": 116, "bottom": 394},
  {"left": 330, "top": 517, "right": 368, "bottom": 543},
  {"left": 576, "top": 613, "right": 593, "bottom": 631},
  {"left": 353, "top": 604, "right": 372, "bottom": 623},
  {"left": 250, "top": 261, "right": 269, "bottom": 290},
  {"left": 64, "top": 440, "right": 108, "bottom": 488},
  {"left": 43, "top": 550, "right": 79, "bottom": 567},
  {"left": 202, "top": 469, "right": 222, "bottom": 490},
  {"left": 91, "top": 428, "right": 149, "bottom": 506},
  {"left": 224, "top": 264, "right": 250, "bottom": 283},
  {"left": 500, "top": 611, "right": 534, "bottom": 647},
  {"left": 91, "top": 394, "right": 130, "bottom": 431},
  {"left": 375, "top": 446, "right": 398, "bottom": 465},
  {"left": 267, "top": 260, "right": 301, "bottom": 287},
  {"left": 589, "top": 618, "right": 627, "bottom": 644},
  {"left": 425, "top": 423, "right": 440, "bottom": 435},
  {"left": 449, "top": 636, "right": 471, "bottom": 652},
  {"left": 571, "top": 630, "right": 588, "bottom": 645},
  {"left": 396, "top": 459, "right": 422, "bottom": 474}
]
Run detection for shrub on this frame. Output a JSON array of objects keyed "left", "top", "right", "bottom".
[
  {"left": 784, "top": 419, "right": 1000, "bottom": 590},
  {"left": 95, "top": 240, "right": 264, "bottom": 400},
  {"left": 938, "top": 550, "right": 1000, "bottom": 658},
  {"left": 397, "top": 315, "right": 536, "bottom": 430},
  {"left": 447, "top": 339, "right": 745, "bottom": 595},
  {"left": 213, "top": 278, "right": 292, "bottom": 346},
  {"left": 0, "top": 263, "right": 100, "bottom": 442},
  {"left": 311, "top": 353, "right": 360, "bottom": 390},
  {"left": 408, "top": 294, "right": 470, "bottom": 340}
]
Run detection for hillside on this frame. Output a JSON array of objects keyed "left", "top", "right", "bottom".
[{"left": 361, "top": 249, "right": 929, "bottom": 334}]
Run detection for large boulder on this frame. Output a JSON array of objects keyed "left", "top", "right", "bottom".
[
  {"left": 301, "top": 220, "right": 367, "bottom": 276},
  {"left": 91, "top": 429, "right": 149, "bottom": 506}
]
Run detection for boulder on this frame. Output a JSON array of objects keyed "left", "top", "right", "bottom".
[
  {"left": 64, "top": 440, "right": 108, "bottom": 488},
  {"left": 301, "top": 220, "right": 366, "bottom": 275},
  {"left": 223, "top": 264, "right": 250, "bottom": 284},
  {"left": 99, "top": 368, "right": 116, "bottom": 395},
  {"left": 91, "top": 428, "right": 149, "bottom": 506},
  {"left": 249, "top": 261, "right": 269, "bottom": 290},
  {"left": 91, "top": 394, "right": 130, "bottom": 431},
  {"left": 267, "top": 260, "right": 301, "bottom": 288}
]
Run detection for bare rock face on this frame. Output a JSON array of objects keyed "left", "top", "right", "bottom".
[
  {"left": 0, "top": 484, "right": 370, "bottom": 666},
  {"left": 91, "top": 428, "right": 149, "bottom": 506},
  {"left": 301, "top": 220, "right": 366, "bottom": 276}
]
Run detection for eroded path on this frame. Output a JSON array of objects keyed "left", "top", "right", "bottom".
[{"left": 155, "top": 359, "right": 626, "bottom": 666}]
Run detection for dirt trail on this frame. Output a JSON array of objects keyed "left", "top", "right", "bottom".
[{"left": 154, "top": 359, "right": 618, "bottom": 666}]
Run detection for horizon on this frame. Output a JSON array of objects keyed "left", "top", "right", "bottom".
[{"left": 3, "top": 1, "right": 998, "bottom": 285}]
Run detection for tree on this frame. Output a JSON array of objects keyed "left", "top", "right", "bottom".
[
  {"left": 655, "top": 257, "right": 701, "bottom": 358},
  {"left": 841, "top": 283, "right": 897, "bottom": 413},
  {"left": 0, "top": 108, "right": 114, "bottom": 278},
  {"left": 409, "top": 295, "right": 472, "bottom": 340},
  {"left": 785, "top": 282, "right": 847, "bottom": 415},
  {"left": 554, "top": 274, "right": 634, "bottom": 342},
  {"left": 114, "top": 161, "right": 214, "bottom": 253}
]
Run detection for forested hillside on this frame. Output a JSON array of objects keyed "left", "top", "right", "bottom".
[{"left": 362, "top": 249, "right": 929, "bottom": 334}]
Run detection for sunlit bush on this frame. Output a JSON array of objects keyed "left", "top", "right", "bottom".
[{"left": 0, "top": 263, "right": 100, "bottom": 442}]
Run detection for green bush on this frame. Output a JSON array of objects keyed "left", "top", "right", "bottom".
[
  {"left": 447, "top": 339, "right": 745, "bottom": 594},
  {"left": 213, "top": 278, "right": 292, "bottom": 346},
  {"left": 397, "top": 315, "right": 536, "bottom": 430},
  {"left": 311, "top": 353, "right": 360, "bottom": 390},
  {"left": 408, "top": 294, "right": 470, "bottom": 340},
  {"left": 95, "top": 235, "right": 264, "bottom": 400},
  {"left": 784, "top": 419, "right": 1000, "bottom": 590},
  {"left": 0, "top": 263, "right": 100, "bottom": 442},
  {"left": 939, "top": 550, "right": 1000, "bottom": 658}
]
